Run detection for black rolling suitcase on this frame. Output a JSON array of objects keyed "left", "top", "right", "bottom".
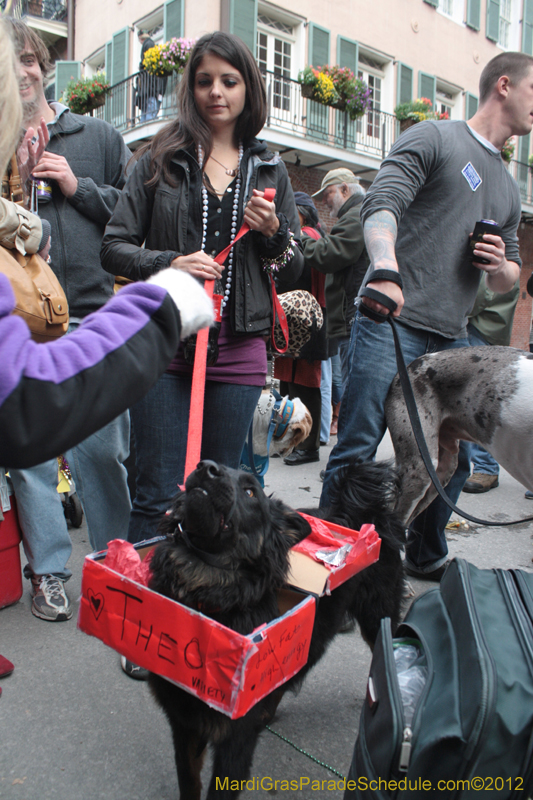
[{"left": 344, "top": 558, "right": 533, "bottom": 799}]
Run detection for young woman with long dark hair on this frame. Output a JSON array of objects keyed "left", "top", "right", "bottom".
[{"left": 101, "top": 31, "right": 303, "bottom": 543}]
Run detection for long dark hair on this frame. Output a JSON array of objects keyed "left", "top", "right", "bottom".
[{"left": 140, "top": 31, "right": 267, "bottom": 187}]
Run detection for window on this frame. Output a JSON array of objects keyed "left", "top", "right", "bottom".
[
  {"left": 358, "top": 60, "right": 382, "bottom": 140},
  {"left": 85, "top": 48, "right": 105, "bottom": 78},
  {"left": 487, "top": 0, "right": 519, "bottom": 48},
  {"left": 499, "top": 0, "right": 512, "bottom": 47},
  {"left": 134, "top": 9, "right": 164, "bottom": 74},
  {"left": 257, "top": 17, "right": 293, "bottom": 110},
  {"left": 438, "top": 0, "right": 464, "bottom": 24},
  {"left": 257, "top": 8, "right": 303, "bottom": 116},
  {"left": 435, "top": 80, "right": 460, "bottom": 119}
]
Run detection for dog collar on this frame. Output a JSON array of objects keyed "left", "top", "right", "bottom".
[{"left": 272, "top": 396, "right": 295, "bottom": 440}]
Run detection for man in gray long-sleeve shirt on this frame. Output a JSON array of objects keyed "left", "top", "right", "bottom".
[{"left": 320, "top": 51, "right": 532, "bottom": 580}]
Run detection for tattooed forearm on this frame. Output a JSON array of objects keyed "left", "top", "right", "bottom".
[{"left": 363, "top": 210, "right": 399, "bottom": 271}]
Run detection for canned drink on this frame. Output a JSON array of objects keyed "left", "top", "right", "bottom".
[
  {"left": 470, "top": 219, "right": 501, "bottom": 265},
  {"left": 31, "top": 177, "right": 52, "bottom": 204}
]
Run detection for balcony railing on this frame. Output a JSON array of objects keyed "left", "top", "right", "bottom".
[
  {"left": 262, "top": 71, "right": 398, "bottom": 161},
  {"left": 90, "top": 72, "right": 179, "bottom": 133},
  {"left": 91, "top": 70, "right": 400, "bottom": 163},
  {"left": 1, "top": 0, "right": 67, "bottom": 21}
]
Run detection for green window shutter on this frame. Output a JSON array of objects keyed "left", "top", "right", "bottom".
[
  {"left": 164, "top": 0, "right": 183, "bottom": 40},
  {"left": 337, "top": 36, "right": 358, "bottom": 73},
  {"left": 111, "top": 27, "right": 129, "bottom": 86},
  {"left": 466, "top": 0, "right": 481, "bottom": 30},
  {"left": 523, "top": 0, "right": 533, "bottom": 54},
  {"left": 104, "top": 42, "right": 113, "bottom": 123},
  {"left": 55, "top": 61, "right": 81, "bottom": 102},
  {"left": 486, "top": 0, "right": 501, "bottom": 42},
  {"left": 221, "top": 0, "right": 257, "bottom": 55},
  {"left": 517, "top": 133, "right": 530, "bottom": 195},
  {"left": 519, "top": 133, "right": 530, "bottom": 165},
  {"left": 424, "top": 0, "right": 438, "bottom": 6},
  {"left": 465, "top": 92, "right": 478, "bottom": 118},
  {"left": 418, "top": 72, "right": 436, "bottom": 106},
  {"left": 397, "top": 63, "right": 413, "bottom": 105},
  {"left": 309, "top": 23, "right": 330, "bottom": 68}
]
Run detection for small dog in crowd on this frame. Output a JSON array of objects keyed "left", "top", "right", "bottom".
[
  {"left": 252, "top": 391, "right": 312, "bottom": 458},
  {"left": 385, "top": 346, "right": 533, "bottom": 524},
  {"left": 148, "top": 459, "right": 405, "bottom": 800}
]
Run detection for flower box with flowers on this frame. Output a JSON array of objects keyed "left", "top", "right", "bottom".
[
  {"left": 501, "top": 137, "right": 515, "bottom": 164},
  {"left": 62, "top": 73, "right": 110, "bottom": 116},
  {"left": 394, "top": 98, "right": 449, "bottom": 132},
  {"left": 142, "top": 37, "right": 197, "bottom": 77},
  {"left": 297, "top": 65, "right": 371, "bottom": 120}
]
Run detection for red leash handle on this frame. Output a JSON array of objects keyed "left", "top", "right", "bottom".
[
  {"left": 183, "top": 189, "right": 277, "bottom": 482},
  {"left": 269, "top": 277, "right": 289, "bottom": 354}
]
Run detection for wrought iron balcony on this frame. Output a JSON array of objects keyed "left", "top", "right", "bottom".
[
  {"left": 90, "top": 69, "right": 400, "bottom": 163},
  {"left": 1, "top": 0, "right": 67, "bottom": 22},
  {"left": 261, "top": 70, "right": 398, "bottom": 161}
]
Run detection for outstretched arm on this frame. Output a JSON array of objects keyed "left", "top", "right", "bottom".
[{"left": 363, "top": 210, "right": 404, "bottom": 317}]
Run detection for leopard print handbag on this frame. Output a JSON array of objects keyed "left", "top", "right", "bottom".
[{"left": 273, "top": 289, "right": 323, "bottom": 359}]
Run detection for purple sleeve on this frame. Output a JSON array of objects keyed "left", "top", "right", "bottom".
[{"left": 0, "top": 275, "right": 182, "bottom": 468}]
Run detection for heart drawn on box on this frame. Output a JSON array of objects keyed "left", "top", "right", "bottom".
[{"left": 88, "top": 587, "right": 105, "bottom": 620}]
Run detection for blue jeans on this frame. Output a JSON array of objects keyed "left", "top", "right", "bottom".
[
  {"left": 128, "top": 374, "right": 262, "bottom": 543},
  {"left": 330, "top": 353, "right": 343, "bottom": 404},
  {"left": 320, "top": 312, "right": 471, "bottom": 571},
  {"left": 466, "top": 323, "right": 500, "bottom": 476},
  {"left": 320, "top": 359, "right": 332, "bottom": 444},
  {"left": 337, "top": 335, "right": 352, "bottom": 396},
  {"left": 139, "top": 97, "right": 159, "bottom": 123},
  {"left": 10, "top": 321, "right": 131, "bottom": 577}
]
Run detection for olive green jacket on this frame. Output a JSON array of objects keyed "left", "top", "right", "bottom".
[{"left": 302, "top": 193, "right": 369, "bottom": 338}]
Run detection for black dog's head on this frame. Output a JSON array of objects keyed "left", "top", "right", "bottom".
[{"left": 151, "top": 461, "right": 311, "bottom": 629}]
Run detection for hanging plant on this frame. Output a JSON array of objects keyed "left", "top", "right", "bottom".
[
  {"left": 142, "top": 37, "right": 197, "bottom": 77},
  {"left": 62, "top": 73, "right": 110, "bottom": 115},
  {"left": 501, "top": 137, "right": 515, "bottom": 164},
  {"left": 297, "top": 65, "right": 371, "bottom": 119}
]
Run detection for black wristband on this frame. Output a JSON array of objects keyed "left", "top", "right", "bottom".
[{"left": 365, "top": 268, "right": 403, "bottom": 290}]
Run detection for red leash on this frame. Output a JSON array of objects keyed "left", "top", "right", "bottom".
[{"left": 183, "top": 188, "right": 283, "bottom": 481}]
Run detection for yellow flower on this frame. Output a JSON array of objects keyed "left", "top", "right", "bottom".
[{"left": 315, "top": 73, "right": 337, "bottom": 104}]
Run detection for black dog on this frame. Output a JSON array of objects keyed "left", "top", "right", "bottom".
[{"left": 148, "top": 459, "right": 405, "bottom": 799}]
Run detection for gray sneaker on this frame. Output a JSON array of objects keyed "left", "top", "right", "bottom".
[{"left": 30, "top": 574, "right": 72, "bottom": 621}]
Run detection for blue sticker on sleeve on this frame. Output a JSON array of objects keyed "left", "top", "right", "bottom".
[{"left": 462, "top": 162, "right": 482, "bottom": 191}]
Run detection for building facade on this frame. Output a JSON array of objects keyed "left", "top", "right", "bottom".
[{"left": 7, "top": 0, "right": 533, "bottom": 345}]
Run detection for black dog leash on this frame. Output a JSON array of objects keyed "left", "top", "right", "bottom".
[{"left": 359, "top": 280, "right": 533, "bottom": 527}]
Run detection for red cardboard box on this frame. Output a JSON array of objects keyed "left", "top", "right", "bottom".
[
  {"left": 0, "top": 499, "right": 23, "bottom": 610},
  {"left": 78, "top": 518, "right": 380, "bottom": 718}
]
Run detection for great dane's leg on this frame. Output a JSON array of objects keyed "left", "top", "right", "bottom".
[{"left": 386, "top": 379, "right": 443, "bottom": 525}]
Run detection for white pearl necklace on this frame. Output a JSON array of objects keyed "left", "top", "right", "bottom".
[{"left": 198, "top": 142, "right": 243, "bottom": 311}]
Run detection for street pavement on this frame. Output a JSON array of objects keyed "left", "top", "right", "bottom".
[{"left": 1, "top": 434, "right": 533, "bottom": 800}]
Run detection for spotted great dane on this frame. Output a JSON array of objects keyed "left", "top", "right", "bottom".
[{"left": 385, "top": 345, "right": 533, "bottom": 525}]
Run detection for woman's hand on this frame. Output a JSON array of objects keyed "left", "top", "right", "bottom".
[
  {"left": 170, "top": 251, "right": 224, "bottom": 281},
  {"left": 244, "top": 189, "right": 280, "bottom": 238}
]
